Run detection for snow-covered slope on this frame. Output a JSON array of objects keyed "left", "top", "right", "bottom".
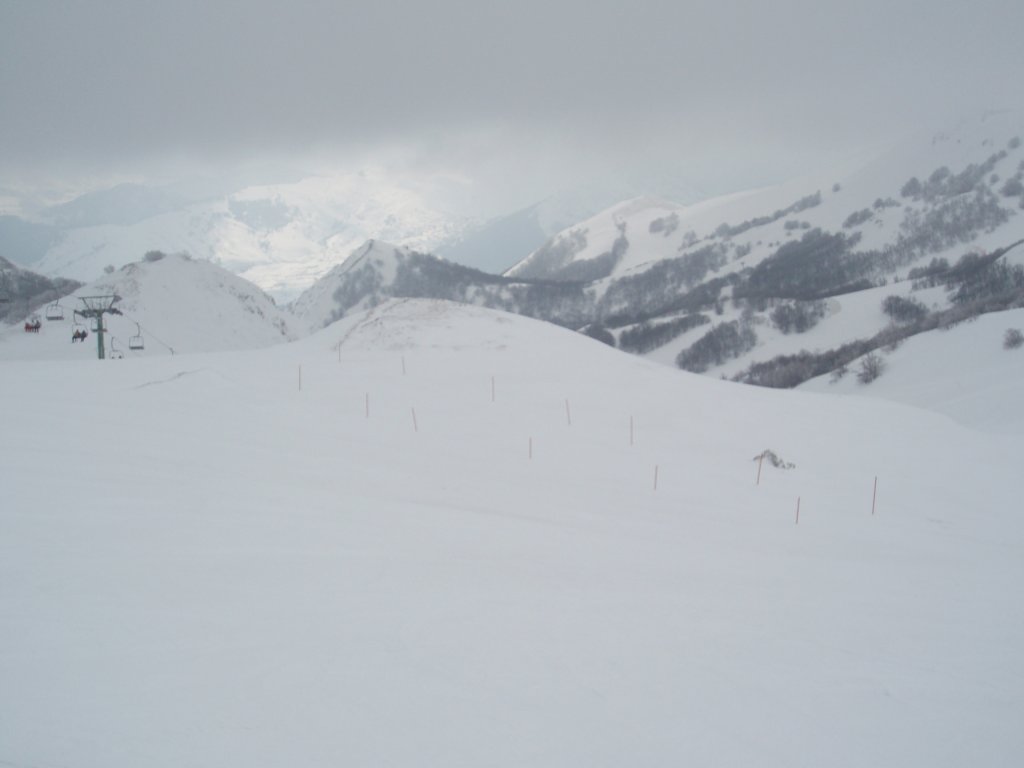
[
  {"left": 802, "top": 306, "right": 1024, "bottom": 433},
  {"left": 288, "top": 240, "right": 415, "bottom": 332},
  {"left": 511, "top": 112, "right": 1024, "bottom": 285},
  {"left": 2, "top": 298, "right": 1022, "bottom": 766},
  {"left": 435, "top": 180, "right": 705, "bottom": 275},
  {"left": 501, "top": 111, "right": 1024, "bottom": 380},
  {"left": 0, "top": 252, "right": 295, "bottom": 359}
]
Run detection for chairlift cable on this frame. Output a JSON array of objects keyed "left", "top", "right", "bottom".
[{"left": 118, "top": 311, "right": 175, "bottom": 355}]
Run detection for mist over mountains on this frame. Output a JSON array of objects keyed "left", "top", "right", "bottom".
[
  {"left": 281, "top": 113, "right": 1024, "bottom": 386},
  {"left": 5, "top": 112, "right": 1024, "bottom": 394},
  {"left": 0, "top": 162, "right": 707, "bottom": 303}
]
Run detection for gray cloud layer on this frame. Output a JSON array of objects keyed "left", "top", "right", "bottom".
[{"left": 2, "top": 0, "right": 1022, "bottom": 194}]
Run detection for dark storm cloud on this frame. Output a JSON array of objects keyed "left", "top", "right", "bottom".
[{"left": 1, "top": 0, "right": 1022, "bottom": 182}]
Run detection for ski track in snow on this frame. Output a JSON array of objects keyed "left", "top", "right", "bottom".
[{"left": 132, "top": 369, "right": 209, "bottom": 389}]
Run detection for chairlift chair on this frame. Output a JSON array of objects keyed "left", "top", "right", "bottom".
[
  {"left": 108, "top": 336, "right": 124, "bottom": 360},
  {"left": 71, "top": 311, "right": 88, "bottom": 342},
  {"left": 129, "top": 322, "right": 145, "bottom": 351},
  {"left": 45, "top": 300, "right": 65, "bottom": 321}
]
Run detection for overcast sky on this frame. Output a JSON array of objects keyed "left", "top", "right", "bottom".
[{"left": 2, "top": 0, "right": 1022, "bottom": 211}]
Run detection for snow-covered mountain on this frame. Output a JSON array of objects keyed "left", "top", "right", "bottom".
[
  {"left": 494, "top": 112, "right": 1024, "bottom": 381},
  {"left": 0, "top": 255, "right": 81, "bottom": 324},
  {"left": 8, "top": 113, "right": 1024, "bottom": 397},
  {"left": 0, "top": 164, "right": 711, "bottom": 304},
  {"left": 288, "top": 239, "right": 597, "bottom": 335},
  {"left": 3, "top": 297, "right": 1023, "bottom": 766},
  {"left": 434, "top": 179, "right": 705, "bottom": 275},
  {"left": 288, "top": 112, "right": 1024, "bottom": 388},
  {"left": 293, "top": 112, "right": 1024, "bottom": 392},
  {"left": 0, "top": 252, "right": 295, "bottom": 360},
  {"left": 0, "top": 169, "right": 471, "bottom": 303},
  {"left": 505, "top": 194, "right": 690, "bottom": 282}
]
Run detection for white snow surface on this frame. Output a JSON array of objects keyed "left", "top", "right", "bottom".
[
  {"left": 2, "top": 298, "right": 1022, "bottom": 767},
  {"left": 802, "top": 306, "right": 1024, "bottom": 434}
]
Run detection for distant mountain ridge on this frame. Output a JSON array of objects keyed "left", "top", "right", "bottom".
[
  {"left": 6, "top": 113, "right": 1024, "bottom": 392},
  {"left": 42, "top": 183, "right": 191, "bottom": 228},
  {"left": 291, "top": 112, "right": 1024, "bottom": 387},
  {"left": 0, "top": 170, "right": 473, "bottom": 303},
  {"left": 289, "top": 240, "right": 594, "bottom": 334},
  {"left": 0, "top": 168, "right": 705, "bottom": 302}
]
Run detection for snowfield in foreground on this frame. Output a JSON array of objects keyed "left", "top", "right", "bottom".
[{"left": 2, "top": 299, "right": 1022, "bottom": 767}]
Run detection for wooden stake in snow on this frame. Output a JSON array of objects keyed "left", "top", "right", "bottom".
[
  {"left": 653, "top": 464, "right": 659, "bottom": 491},
  {"left": 796, "top": 496, "right": 801, "bottom": 525},
  {"left": 872, "top": 476, "right": 878, "bottom": 516},
  {"left": 565, "top": 398, "right": 572, "bottom": 426},
  {"left": 411, "top": 407, "right": 418, "bottom": 433},
  {"left": 365, "top": 392, "right": 370, "bottom": 418},
  {"left": 756, "top": 453, "right": 764, "bottom": 485}
]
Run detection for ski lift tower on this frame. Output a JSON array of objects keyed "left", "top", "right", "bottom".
[{"left": 76, "top": 295, "right": 122, "bottom": 359}]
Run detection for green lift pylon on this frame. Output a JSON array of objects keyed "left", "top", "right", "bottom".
[{"left": 76, "top": 295, "right": 122, "bottom": 360}]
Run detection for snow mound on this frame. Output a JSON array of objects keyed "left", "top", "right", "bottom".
[{"left": 0, "top": 252, "right": 296, "bottom": 360}]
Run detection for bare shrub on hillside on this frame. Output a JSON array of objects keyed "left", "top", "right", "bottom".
[
  {"left": 882, "top": 295, "right": 929, "bottom": 324},
  {"left": 1001, "top": 177, "right": 1024, "bottom": 197},
  {"left": 676, "top": 320, "right": 757, "bottom": 373},
  {"left": 770, "top": 299, "right": 827, "bottom": 334},
  {"left": 857, "top": 352, "right": 886, "bottom": 384},
  {"left": 649, "top": 213, "right": 679, "bottom": 236},
  {"left": 843, "top": 208, "right": 873, "bottom": 229}
]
